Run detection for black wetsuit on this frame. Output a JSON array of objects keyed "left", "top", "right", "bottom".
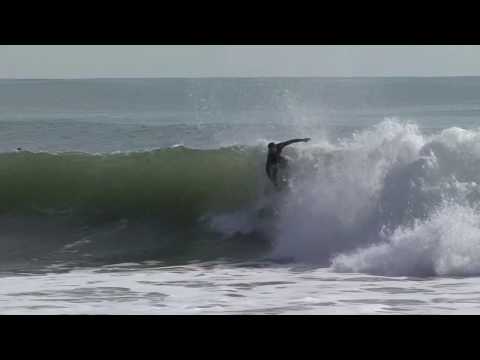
[
  {"left": 265, "top": 152, "right": 285, "bottom": 187},
  {"left": 265, "top": 138, "right": 310, "bottom": 188}
]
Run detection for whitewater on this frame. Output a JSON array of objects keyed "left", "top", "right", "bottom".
[{"left": 3, "top": 77, "right": 480, "bottom": 314}]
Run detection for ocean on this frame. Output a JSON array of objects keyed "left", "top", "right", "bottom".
[{"left": 2, "top": 77, "right": 480, "bottom": 314}]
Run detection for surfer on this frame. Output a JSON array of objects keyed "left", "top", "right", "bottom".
[{"left": 266, "top": 138, "right": 310, "bottom": 188}]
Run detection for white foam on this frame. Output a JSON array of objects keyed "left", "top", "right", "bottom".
[
  {"left": 332, "top": 203, "right": 480, "bottom": 276},
  {"left": 268, "top": 119, "right": 480, "bottom": 276},
  {"left": 272, "top": 120, "right": 424, "bottom": 262}
]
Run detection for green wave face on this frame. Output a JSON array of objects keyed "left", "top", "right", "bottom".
[{"left": 0, "top": 147, "right": 268, "bottom": 223}]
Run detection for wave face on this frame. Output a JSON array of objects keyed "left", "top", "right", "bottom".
[
  {"left": 0, "top": 147, "right": 266, "bottom": 221},
  {"left": 0, "top": 147, "right": 272, "bottom": 268},
  {"left": 4, "top": 119, "right": 480, "bottom": 276}
]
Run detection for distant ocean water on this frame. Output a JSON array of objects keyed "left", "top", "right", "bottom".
[{"left": 2, "top": 77, "right": 480, "bottom": 314}]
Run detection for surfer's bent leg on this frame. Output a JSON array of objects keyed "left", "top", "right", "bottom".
[
  {"left": 270, "top": 164, "right": 279, "bottom": 188},
  {"left": 266, "top": 162, "right": 278, "bottom": 187}
]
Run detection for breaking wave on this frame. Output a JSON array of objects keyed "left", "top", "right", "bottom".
[{"left": 4, "top": 119, "right": 480, "bottom": 276}]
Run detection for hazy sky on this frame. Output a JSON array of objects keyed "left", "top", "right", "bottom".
[{"left": 1, "top": 45, "right": 480, "bottom": 78}]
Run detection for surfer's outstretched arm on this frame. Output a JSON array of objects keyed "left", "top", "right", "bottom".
[{"left": 277, "top": 138, "right": 310, "bottom": 151}]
